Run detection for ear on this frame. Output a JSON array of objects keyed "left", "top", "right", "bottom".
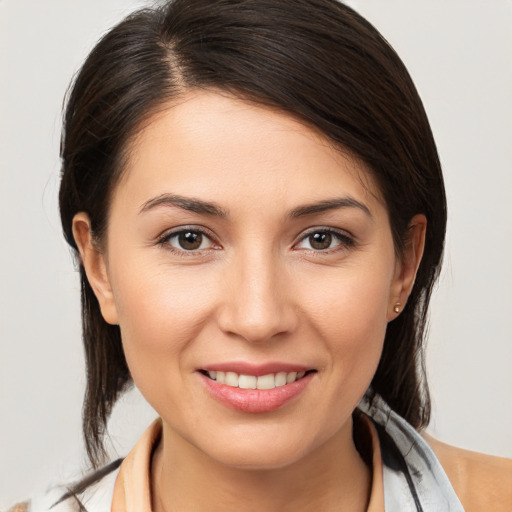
[
  {"left": 387, "top": 214, "right": 427, "bottom": 321},
  {"left": 72, "top": 212, "right": 119, "bottom": 325}
]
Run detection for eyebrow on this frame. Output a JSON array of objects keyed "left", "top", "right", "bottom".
[
  {"left": 139, "top": 193, "right": 228, "bottom": 217},
  {"left": 139, "top": 193, "right": 371, "bottom": 220},
  {"left": 288, "top": 197, "right": 372, "bottom": 219}
]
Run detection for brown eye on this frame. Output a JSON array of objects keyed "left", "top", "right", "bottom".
[
  {"left": 163, "top": 229, "right": 216, "bottom": 252},
  {"left": 295, "top": 229, "right": 354, "bottom": 252},
  {"left": 178, "top": 231, "right": 203, "bottom": 250},
  {"left": 309, "top": 232, "right": 332, "bottom": 250}
]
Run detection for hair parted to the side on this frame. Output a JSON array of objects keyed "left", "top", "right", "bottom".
[{"left": 59, "top": 0, "right": 446, "bottom": 468}]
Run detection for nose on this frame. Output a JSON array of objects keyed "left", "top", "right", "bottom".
[{"left": 217, "top": 248, "right": 297, "bottom": 343}]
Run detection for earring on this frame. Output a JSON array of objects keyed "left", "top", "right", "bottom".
[{"left": 393, "top": 302, "right": 401, "bottom": 313}]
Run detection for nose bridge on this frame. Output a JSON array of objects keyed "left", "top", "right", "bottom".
[{"left": 218, "top": 242, "right": 295, "bottom": 342}]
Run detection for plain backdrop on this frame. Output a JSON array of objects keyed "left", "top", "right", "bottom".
[{"left": 1, "top": 0, "right": 511, "bottom": 508}]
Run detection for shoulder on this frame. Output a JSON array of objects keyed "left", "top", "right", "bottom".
[
  {"left": 11, "top": 461, "right": 121, "bottom": 512},
  {"left": 6, "top": 503, "right": 29, "bottom": 512},
  {"left": 424, "top": 433, "right": 512, "bottom": 512}
]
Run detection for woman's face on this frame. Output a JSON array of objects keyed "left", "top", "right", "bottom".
[{"left": 76, "top": 91, "right": 421, "bottom": 469}]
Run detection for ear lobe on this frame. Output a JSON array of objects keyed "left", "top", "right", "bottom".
[
  {"left": 72, "top": 212, "right": 119, "bottom": 325},
  {"left": 388, "top": 214, "right": 427, "bottom": 321}
]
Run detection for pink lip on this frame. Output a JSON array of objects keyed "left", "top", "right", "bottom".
[
  {"left": 199, "top": 370, "right": 315, "bottom": 414},
  {"left": 200, "top": 361, "right": 311, "bottom": 377}
]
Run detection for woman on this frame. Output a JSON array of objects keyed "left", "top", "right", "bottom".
[{"left": 10, "top": 0, "right": 512, "bottom": 510}]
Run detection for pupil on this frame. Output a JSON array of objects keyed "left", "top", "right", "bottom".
[
  {"left": 179, "top": 231, "right": 202, "bottom": 250},
  {"left": 310, "top": 232, "right": 332, "bottom": 250}
]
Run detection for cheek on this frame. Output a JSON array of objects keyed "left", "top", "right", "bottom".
[
  {"left": 108, "top": 257, "right": 219, "bottom": 383},
  {"left": 300, "top": 262, "right": 392, "bottom": 374}
]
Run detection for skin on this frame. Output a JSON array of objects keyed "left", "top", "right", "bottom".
[{"left": 73, "top": 91, "right": 426, "bottom": 511}]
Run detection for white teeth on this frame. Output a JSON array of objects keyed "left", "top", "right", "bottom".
[
  {"left": 239, "top": 375, "right": 257, "bottom": 389},
  {"left": 286, "top": 371, "right": 297, "bottom": 383},
  {"left": 275, "top": 372, "right": 287, "bottom": 387},
  {"left": 225, "top": 372, "right": 239, "bottom": 387},
  {"left": 256, "top": 374, "right": 275, "bottom": 390},
  {"left": 207, "top": 370, "right": 309, "bottom": 389}
]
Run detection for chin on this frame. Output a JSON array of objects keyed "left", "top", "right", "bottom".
[
  {"left": 190, "top": 422, "right": 332, "bottom": 471},
  {"left": 207, "top": 441, "right": 311, "bottom": 471}
]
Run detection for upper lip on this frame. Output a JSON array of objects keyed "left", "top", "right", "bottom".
[{"left": 199, "top": 362, "right": 313, "bottom": 377}]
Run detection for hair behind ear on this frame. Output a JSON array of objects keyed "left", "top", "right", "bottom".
[{"left": 79, "top": 265, "right": 132, "bottom": 467}]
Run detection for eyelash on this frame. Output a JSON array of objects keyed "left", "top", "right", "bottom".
[
  {"left": 294, "top": 228, "right": 355, "bottom": 254},
  {"left": 157, "top": 226, "right": 221, "bottom": 257},
  {"left": 156, "top": 227, "right": 355, "bottom": 256}
]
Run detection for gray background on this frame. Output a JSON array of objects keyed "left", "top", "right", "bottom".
[{"left": 1, "top": 0, "right": 511, "bottom": 508}]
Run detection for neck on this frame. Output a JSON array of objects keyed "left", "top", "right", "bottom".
[{"left": 152, "top": 419, "right": 371, "bottom": 512}]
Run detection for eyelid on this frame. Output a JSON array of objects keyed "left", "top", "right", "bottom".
[
  {"left": 155, "top": 225, "right": 355, "bottom": 255},
  {"left": 156, "top": 225, "right": 221, "bottom": 252},
  {"left": 293, "top": 227, "right": 356, "bottom": 251}
]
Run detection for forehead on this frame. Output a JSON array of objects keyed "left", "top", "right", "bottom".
[{"left": 116, "top": 90, "right": 384, "bottom": 215}]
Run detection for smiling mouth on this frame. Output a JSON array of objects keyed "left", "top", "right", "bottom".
[{"left": 199, "top": 369, "right": 316, "bottom": 390}]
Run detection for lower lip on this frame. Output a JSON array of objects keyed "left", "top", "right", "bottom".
[{"left": 200, "top": 372, "right": 314, "bottom": 413}]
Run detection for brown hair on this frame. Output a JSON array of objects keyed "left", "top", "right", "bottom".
[{"left": 59, "top": 0, "right": 446, "bottom": 467}]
